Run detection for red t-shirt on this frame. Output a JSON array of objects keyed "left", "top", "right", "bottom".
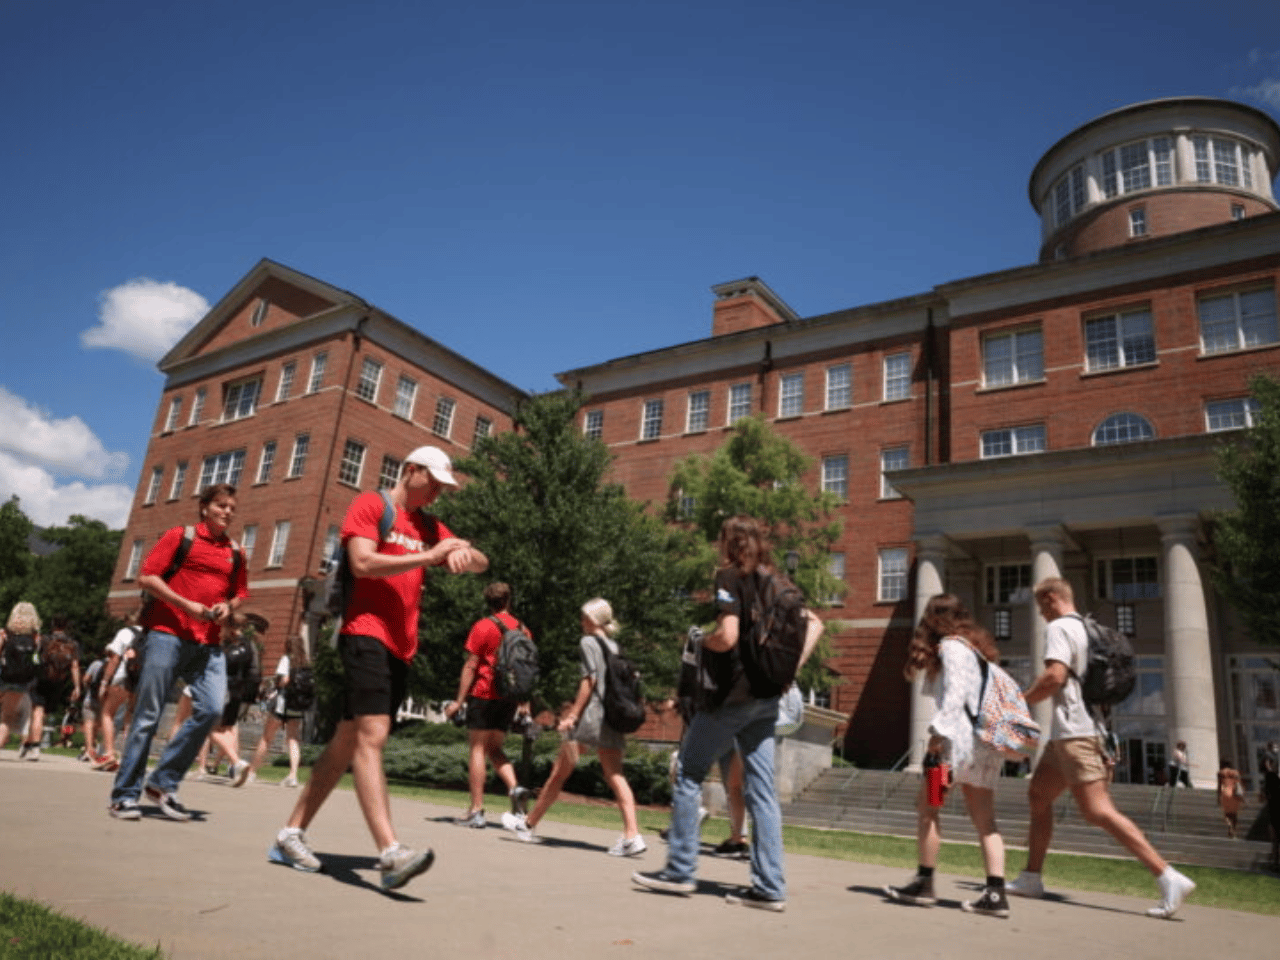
[
  {"left": 339, "top": 491, "right": 452, "bottom": 662},
  {"left": 141, "top": 523, "right": 250, "bottom": 645},
  {"left": 464, "top": 611, "right": 527, "bottom": 701}
]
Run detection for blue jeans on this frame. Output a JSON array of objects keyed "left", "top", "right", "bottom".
[
  {"left": 666, "top": 696, "right": 785, "bottom": 900},
  {"left": 111, "top": 631, "right": 226, "bottom": 804}
]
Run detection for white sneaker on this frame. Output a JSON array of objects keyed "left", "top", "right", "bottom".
[
  {"left": 1147, "top": 868, "right": 1195, "bottom": 919},
  {"left": 229, "top": 760, "right": 251, "bottom": 787},
  {"left": 500, "top": 810, "right": 536, "bottom": 842},
  {"left": 268, "top": 828, "right": 322, "bottom": 873},
  {"left": 1006, "top": 871, "right": 1045, "bottom": 899},
  {"left": 281, "top": 775, "right": 299, "bottom": 788},
  {"left": 608, "top": 834, "right": 647, "bottom": 857},
  {"left": 379, "top": 844, "right": 434, "bottom": 891}
]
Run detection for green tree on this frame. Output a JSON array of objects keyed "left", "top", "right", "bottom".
[
  {"left": 664, "top": 414, "right": 845, "bottom": 692},
  {"left": 0, "top": 496, "right": 35, "bottom": 618},
  {"left": 1210, "top": 374, "right": 1280, "bottom": 648},
  {"left": 22, "top": 516, "right": 123, "bottom": 653},
  {"left": 415, "top": 391, "right": 695, "bottom": 708}
]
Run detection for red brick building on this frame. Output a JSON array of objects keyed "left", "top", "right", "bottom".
[
  {"left": 557, "top": 98, "right": 1280, "bottom": 785},
  {"left": 106, "top": 259, "right": 527, "bottom": 663}
]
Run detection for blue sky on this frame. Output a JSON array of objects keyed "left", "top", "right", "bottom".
[{"left": 2, "top": 0, "right": 1278, "bottom": 530}]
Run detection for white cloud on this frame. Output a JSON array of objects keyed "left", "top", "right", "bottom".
[
  {"left": 1235, "top": 78, "right": 1280, "bottom": 111},
  {"left": 80, "top": 278, "right": 209, "bottom": 363},
  {"left": 0, "top": 451, "right": 133, "bottom": 529},
  {"left": 0, "top": 386, "right": 130, "bottom": 480}
]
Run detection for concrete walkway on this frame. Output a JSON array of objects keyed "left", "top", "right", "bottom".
[{"left": 1, "top": 752, "right": 1275, "bottom": 960}]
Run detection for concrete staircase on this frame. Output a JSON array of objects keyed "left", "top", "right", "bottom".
[{"left": 780, "top": 767, "right": 1274, "bottom": 872}]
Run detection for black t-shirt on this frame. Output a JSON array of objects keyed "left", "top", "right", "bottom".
[{"left": 708, "top": 564, "right": 779, "bottom": 705}]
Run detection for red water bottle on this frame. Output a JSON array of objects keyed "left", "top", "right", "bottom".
[{"left": 923, "top": 751, "right": 950, "bottom": 808}]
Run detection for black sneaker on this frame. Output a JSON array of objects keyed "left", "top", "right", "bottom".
[
  {"left": 961, "top": 886, "right": 1010, "bottom": 918},
  {"left": 631, "top": 870, "right": 695, "bottom": 895},
  {"left": 145, "top": 785, "right": 192, "bottom": 822},
  {"left": 712, "top": 838, "right": 750, "bottom": 859},
  {"left": 724, "top": 887, "right": 785, "bottom": 912},
  {"left": 108, "top": 800, "right": 142, "bottom": 820},
  {"left": 884, "top": 874, "right": 936, "bottom": 906}
]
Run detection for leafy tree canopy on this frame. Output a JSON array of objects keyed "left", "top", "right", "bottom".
[
  {"left": 415, "top": 391, "right": 695, "bottom": 708},
  {"left": 1211, "top": 374, "right": 1280, "bottom": 648}
]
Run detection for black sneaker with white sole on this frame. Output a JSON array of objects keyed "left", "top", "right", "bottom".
[
  {"left": 631, "top": 871, "right": 695, "bottom": 895},
  {"left": 961, "top": 886, "right": 1010, "bottom": 918},
  {"left": 724, "top": 887, "right": 785, "bottom": 912},
  {"left": 884, "top": 874, "right": 936, "bottom": 906},
  {"left": 108, "top": 800, "right": 142, "bottom": 820}
]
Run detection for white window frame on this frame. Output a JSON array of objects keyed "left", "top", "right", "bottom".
[
  {"left": 267, "top": 521, "right": 291, "bottom": 568},
  {"left": 198, "top": 449, "right": 245, "bottom": 489},
  {"left": 1052, "top": 164, "right": 1087, "bottom": 227},
  {"left": 1193, "top": 135, "right": 1253, "bottom": 188},
  {"left": 432, "top": 396, "right": 456, "bottom": 439},
  {"left": 125, "top": 539, "right": 144, "bottom": 580},
  {"left": 287, "top": 434, "right": 310, "bottom": 479},
  {"left": 379, "top": 454, "right": 402, "bottom": 489},
  {"left": 983, "top": 328, "right": 1042, "bottom": 388},
  {"left": 985, "top": 563, "right": 1033, "bottom": 604},
  {"left": 1096, "top": 556, "right": 1160, "bottom": 601},
  {"left": 356, "top": 358, "right": 383, "bottom": 403},
  {"left": 474, "top": 415, "right": 493, "bottom": 444},
  {"left": 188, "top": 387, "right": 206, "bottom": 426},
  {"left": 883, "top": 352, "right": 911, "bottom": 401},
  {"left": 168, "top": 462, "right": 187, "bottom": 501},
  {"left": 276, "top": 361, "right": 296, "bottom": 402},
  {"left": 821, "top": 454, "right": 848, "bottom": 500},
  {"left": 826, "top": 552, "right": 846, "bottom": 605},
  {"left": 307, "top": 352, "right": 328, "bottom": 394},
  {"left": 1128, "top": 207, "right": 1147, "bottom": 237},
  {"left": 394, "top": 375, "right": 418, "bottom": 419},
  {"left": 241, "top": 524, "right": 257, "bottom": 561},
  {"left": 1101, "top": 136, "right": 1173, "bottom": 198},
  {"left": 981, "top": 424, "right": 1047, "bottom": 459},
  {"left": 1198, "top": 287, "right": 1279, "bottom": 355},
  {"left": 583, "top": 409, "right": 603, "bottom": 440},
  {"left": 1206, "top": 397, "right": 1261, "bottom": 432},
  {"left": 641, "top": 399, "right": 664, "bottom": 440},
  {"left": 222, "top": 378, "right": 261, "bottom": 422},
  {"left": 322, "top": 526, "right": 340, "bottom": 570},
  {"left": 250, "top": 298, "right": 269, "bottom": 327},
  {"left": 144, "top": 466, "right": 163, "bottom": 505},
  {"left": 164, "top": 396, "right": 182, "bottom": 433},
  {"left": 878, "top": 547, "right": 909, "bottom": 602},
  {"left": 825, "top": 363, "right": 852, "bottom": 410},
  {"left": 256, "top": 440, "right": 277, "bottom": 485},
  {"left": 880, "top": 446, "right": 908, "bottom": 499},
  {"left": 686, "top": 390, "right": 710, "bottom": 433},
  {"left": 728, "top": 383, "right": 752, "bottom": 423},
  {"left": 778, "top": 372, "right": 805, "bottom": 418},
  {"left": 337, "top": 439, "right": 366, "bottom": 487},
  {"left": 1085, "top": 308, "right": 1156, "bottom": 372},
  {"left": 1093, "top": 413, "right": 1154, "bottom": 446}
]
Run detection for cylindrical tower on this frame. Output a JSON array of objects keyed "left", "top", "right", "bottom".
[{"left": 1029, "top": 97, "right": 1280, "bottom": 262}]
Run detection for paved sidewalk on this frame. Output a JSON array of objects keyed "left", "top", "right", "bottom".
[{"left": 1, "top": 752, "right": 1274, "bottom": 959}]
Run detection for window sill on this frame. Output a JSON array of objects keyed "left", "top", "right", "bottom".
[
  {"left": 1080, "top": 361, "right": 1158, "bottom": 379},
  {"left": 1197, "top": 340, "right": 1280, "bottom": 361},
  {"left": 775, "top": 414, "right": 803, "bottom": 422},
  {"left": 973, "top": 379, "right": 1045, "bottom": 395},
  {"left": 822, "top": 405, "right": 852, "bottom": 415}
]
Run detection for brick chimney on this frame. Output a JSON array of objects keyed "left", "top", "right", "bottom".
[{"left": 711, "top": 277, "right": 798, "bottom": 337}]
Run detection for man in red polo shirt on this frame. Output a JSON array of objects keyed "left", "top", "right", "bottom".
[
  {"left": 269, "top": 446, "right": 488, "bottom": 891},
  {"left": 109, "top": 483, "right": 248, "bottom": 821}
]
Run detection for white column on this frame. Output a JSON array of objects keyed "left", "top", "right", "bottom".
[
  {"left": 908, "top": 535, "right": 948, "bottom": 771},
  {"left": 1026, "top": 525, "right": 1067, "bottom": 743},
  {"left": 1158, "top": 515, "right": 1219, "bottom": 789}
]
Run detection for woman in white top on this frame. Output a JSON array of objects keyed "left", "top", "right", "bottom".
[
  {"left": 885, "top": 593, "right": 1009, "bottom": 918},
  {"left": 92, "top": 612, "right": 141, "bottom": 771},
  {"left": 250, "top": 634, "right": 308, "bottom": 787}
]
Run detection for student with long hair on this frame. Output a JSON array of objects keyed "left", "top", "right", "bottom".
[
  {"left": 250, "top": 633, "right": 309, "bottom": 787},
  {"left": 884, "top": 593, "right": 1010, "bottom": 918},
  {"left": 0, "top": 602, "right": 42, "bottom": 752}
]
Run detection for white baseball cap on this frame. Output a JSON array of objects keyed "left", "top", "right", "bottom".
[{"left": 405, "top": 446, "right": 458, "bottom": 486}]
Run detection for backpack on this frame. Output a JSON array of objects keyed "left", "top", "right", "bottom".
[
  {"left": 284, "top": 666, "right": 316, "bottom": 712},
  {"left": 41, "top": 630, "right": 77, "bottom": 683},
  {"left": 1074, "top": 614, "right": 1137, "bottom": 711},
  {"left": 492, "top": 616, "right": 539, "bottom": 702},
  {"left": 746, "top": 569, "right": 810, "bottom": 694},
  {"left": 0, "top": 632, "right": 39, "bottom": 685},
  {"left": 959, "top": 643, "right": 1040, "bottom": 761},
  {"left": 592, "top": 635, "right": 646, "bottom": 734},
  {"left": 141, "top": 526, "right": 244, "bottom": 619},
  {"left": 224, "top": 636, "right": 260, "bottom": 704},
  {"left": 323, "top": 491, "right": 417, "bottom": 622}
]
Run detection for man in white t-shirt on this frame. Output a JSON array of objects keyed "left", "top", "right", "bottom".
[{"left": 1008, "top": 577, "right": 1195, "bottom": 919}]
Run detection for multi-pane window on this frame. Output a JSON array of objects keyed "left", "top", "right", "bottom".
[
  {"left": 222, "top": 378, "right": 261, "bottom": 422},
  {"left": 379, "top": 454, "right": 402, "bottom": 489},
  {"left": 1193, "top": 135, "right": 1253, "bottom": 188},
  {"left": 338, "top": 440, "right": 366, "bottom": 487},
  {"left": 1093, "top": 412, "right": 1154, "bottom": 446},
  {"left": 267, "top": 521, "right": 291, "bottom": 568},
  {"left": 322, "top": 525, "right": 340, "bottom": 570},
  {"left": 432, "top": 397, "right": 456, "bottom": 438},
  {"left": 1101, "top": 137, "right": 1173, "bottom": 198},
  {"left": 1129, "top": 207, "right": 1147, "bottom": 237},
  {"left": 199, "top": 449, "right": 245, "bottom": 489},
  {"left": 992, "top": 608, "right": 1012, "bottom": 641},
  {"left": 821, "top": 454, "right": 848, "bottom": 499},
  {"left": 826, "top": 364, "right": 852, "bottom": 409},
  {"left": 883, "top": 352, "right": 911, "bottom": 401},
  {"left": 394, "top": 376, "right": 417, "bottom": 419},
  {"left": 288, "top": 434, "right": 310, "bottom": 479},
  {"left": 1116, "top": 604, "right": 1137, "bottom": 637},
  {"left": 981, "top": 424, "right": 1046, "bottom": 458},
  {"left": 188, "top": 387, "right": 206, "bottom": 426},
  {"left": 677, "top": 491, "right": 696, "bottom": 520},
  {"left": 983, "top": 328, "right": 1042, "bottom": 387},
  {"left": 474, "top": 416, "right": 493, "bottom": 444},
  {"left": 687, "top": 390, "right": 710, "bottom": 432},
  {"left": 250, "top": 298, "right": 269, "bottom": 327},
  {"left": 276, "top": 362, "right": 296, "bottom": 402},
  {"left": 125, "top": 539, "right": 144, "bottom": 580},
  {"left": 1052, "top": 164, "right": 1087, "bottom": 227},
  {"left": 880, "top": 447, "right": 908, "bottom": 499},
  {"left": 826, "top": 552, "right": 846, "bottom": 605},
  {"left": 1085, "top": 308, "right": 1156, "bottom": 371},
  {"left": 1096, "top": 556, "right": 1160, "bottom": 601},
  {"left": 1206, "top": 397, "right": 1261, "bottom": 432},
  {"left": 241, "top": 524, "right": 257, "bottom": 561},
  {"left": 168, "top": 462, "right": 187, "bottom": 501},
  {"left": 307, "top": 352, "right": 328, "bottom": 394},
  {"left": 778, "top": 373, "right": 805, "bottom": 417},
  {"left": 256, "top": 440, "right": 277, "bottom": 484},
  {"left": 356, "top": 358, "right": 383, "bottom": 403},
  {"left": 583, "top": 410, "right": 603, "bottom": 440},
  {"left": 1198, "top": 287, "right": 1279, "bottom": 354},
  {"left": 1232, "top": 203, "right": 1246, "bottom": 221},
  {"left": 878, "top": 547, "right": 909, "bottom": 602},
  {"left": 641, "top": 399, "right": 664, "bottom": 440},
  {"left": 164, "top": 396, "right": 182, "bottom": 432},
  {"left": 144, "top": 466, "right": 163, "bottom": 505},
  {"left": 985, "top": 563, "right": 1032, "bottom": 604},
  {"left": 728, "top": 383, "right": 752, "bottom": 423}
]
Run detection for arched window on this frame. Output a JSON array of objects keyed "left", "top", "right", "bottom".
[{"left": 1093, "top": 413, "right": 1155, "bottom": 446}]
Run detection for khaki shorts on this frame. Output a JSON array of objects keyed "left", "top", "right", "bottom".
[
  {"left": 954, "top": 740, "right": 1004, "bottom": 790},
  {"left": 1033, "top": 736, "right": 1109, "bottom": 791}
]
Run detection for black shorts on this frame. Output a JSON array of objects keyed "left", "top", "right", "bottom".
[
  {"left": 338, "top": 634, "right": 408, "bottom": 720},
  {"left": 465, "top": 695, "right": 517, "bottom": 732},
  {"left": 29, "top": 678, "right": 64, "bottom": 709},
  {"left": 219, "top": 698, "right": 243, "bottom": 728}
]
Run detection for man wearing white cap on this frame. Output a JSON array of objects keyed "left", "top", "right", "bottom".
[{"left": 268, "top": 445, "right": 488, "bottom": 890}]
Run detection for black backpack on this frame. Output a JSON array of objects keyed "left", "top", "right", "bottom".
[
  {"left": 1074, "top": 613, "right": 1137, "bottom": 711},
  {"left": 224, "top": 636, "right": 260, "bottom": 704},
  {"left": 284, "top": 666, "right": 316, "bottom": 712},
  {"left": 745, "top": 569, "right": 809, "bottom": 695},
  {"left": 141, "top": 526, "right": 243, "bottom": 620},
  {"left": 492, "top": 616, "right": 539, "bottom": 701},
  {"left": 592, "top": 635, "right": 646, "bottom": 734},
  {"left": 0, "top": 632, "right": 39, "bottom": 684}
]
